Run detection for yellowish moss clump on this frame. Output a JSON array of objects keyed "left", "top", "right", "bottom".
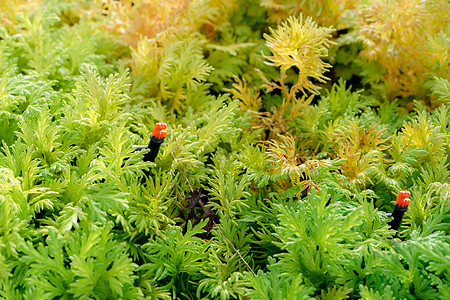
[
  {"left": 260, "top": 0, "right": 358, "bottom": 28},
  {"left": 91, "top": 0, "right": 236, "bottom": 46},
  {"left": 358, "top": 0, "right": 450, "bottom": 99},
  {"left": 0, "top": 0, "right": 41, "bottom": 32},
  {"left": 263, "top": 15, "right": 336, "bottom": 95}
]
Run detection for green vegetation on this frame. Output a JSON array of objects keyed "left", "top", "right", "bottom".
[{"left": 0, "top": 0, "right": 448, "bottom": 299}]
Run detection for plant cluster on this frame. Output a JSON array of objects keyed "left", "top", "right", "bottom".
[{"left": 0, "top": 0, "right": 448, "bottom": 299}]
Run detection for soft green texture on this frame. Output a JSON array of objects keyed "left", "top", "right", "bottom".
[{"left": 0, "top": 1, "right": 448, "bottom": 299}]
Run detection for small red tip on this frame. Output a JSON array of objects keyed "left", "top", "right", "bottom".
[
  {"left": 395, "top": 190, "right": 411, "bottom": 207},
  {"left": 152, "top": 122, "right": 167, "bottom": 139}
]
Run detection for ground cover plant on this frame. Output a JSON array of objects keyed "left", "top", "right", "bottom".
[{"left": 0, "top": 0, "right": 449, "bottom": 299}]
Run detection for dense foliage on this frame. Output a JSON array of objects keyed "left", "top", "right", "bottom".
[{"left": 0, "top": 0, "right": 449, "bottom": 299}]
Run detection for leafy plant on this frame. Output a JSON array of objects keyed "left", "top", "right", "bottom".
[
  {"left": 260, "top": 0, "right": 358, "bottom": 28},
  {"left": 358, "top": 0, "right": 450, "bottom": 99},
  {"left": 0, "top": 1, "right": 448, "bottom": 299},
  {"left": 263, "top": 15, "right": 336, "bottom": 95}
]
